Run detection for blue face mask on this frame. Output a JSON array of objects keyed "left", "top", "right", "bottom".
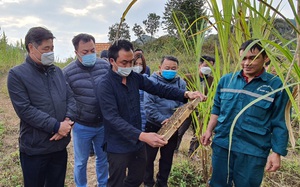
[
  {"left": 81, "top": 53, "right": 96, "bottom": 67},
  {"left": 161, "top": 70, "right": 177, "bottom": 80}
]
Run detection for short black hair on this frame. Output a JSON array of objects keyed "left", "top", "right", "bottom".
[
  {"left": 161, "top": 55, "right": 179, "bottom": 65},
  {"left": 25, "top": 27, "right": 55, "bottom": 52},
  {"left": 100, "top": 50, "right": 108, "bottom": 58},
  {"left": 108, "top": 39, "right": 133, "bottom": 61},
  {"left": 200, "top": 55, "right": 215, "bottom": 65},
  {"left": 239, "top": 39, "right": 267, "bottom": 57},
  {"left": 72, "top": 33, "right": 95, "bottom": 50},
  {"left": 134, "top": 48, "right": 143, "bottom": 53}
]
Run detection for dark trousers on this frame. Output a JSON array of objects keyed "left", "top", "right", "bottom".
[
  {"left": 176, "top": 116, "right": 200, "bottom": 156},
  {"left": 210, "top": 143, "right": 267, "bottom": 187},
  {"left": 176, "top": 116, "right": 192, "bottom": 151},
  {"left": 20, "top": 148, "right": 68, "bottom": 187},
  {"left": 144, "top": 121, "right": 178, "bottom": 186},
  {"left": 107, "top": 146, "right": 146, "bottom": 187}
]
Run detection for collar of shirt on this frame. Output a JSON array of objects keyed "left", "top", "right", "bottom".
[
  {"left": 241, "top": 68, "right": 265, "bottom": 83},
  {"left": 110, "top": 68, "right": 124, "bottom": 83}
]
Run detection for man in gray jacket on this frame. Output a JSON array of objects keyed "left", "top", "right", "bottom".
[
  {"left": 63, "top": 33, "right": 109, "bottom": 187},
  {"left": 7, "top": 26, "right": 76, "bottom": 187}
]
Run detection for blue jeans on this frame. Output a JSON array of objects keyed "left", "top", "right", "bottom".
[{"left": 73, "top": 122, "right": 108, "bottom": 187}]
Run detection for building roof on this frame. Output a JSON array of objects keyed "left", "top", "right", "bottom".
[{"left": 95, "top": 43, "right": 111, "bottom": 56}]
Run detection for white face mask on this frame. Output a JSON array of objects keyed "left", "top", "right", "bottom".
[
  {"left": 33, "top": 46, "right": 54, "bottom": 66},
  {"left": 116, "top": 66, "right": 132, "bottom": 77},
  {"left": 200, "top": 67, "right": 211, "bottom": 75},
  {"left": 41, "top": 51, "right": 55, "bottom": 66},
  {"left": 132, "top": 65, "right": 143, "bottom": 73}
]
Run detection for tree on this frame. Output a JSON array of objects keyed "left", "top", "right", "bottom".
[
  {"left": 108, "top": 22, "right": 131, "bottom": 42},
  {"left": 142, "top": 13, "right": 160, "bottom": 37},
  {"left": 132, "top": 23, "right": 145, "bottom": 44},
  {"left": 273, "top": 18, "right": 296, "bottom": 41},
  {"left": 162, "top": 0, "right": 207, "bottom": 36}
]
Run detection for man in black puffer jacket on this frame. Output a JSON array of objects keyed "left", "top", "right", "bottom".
[
  {"left": 63, "top": 33, "right": 110, "bottom": 187},
  {"left": 7, "top": 26, "right": 76, "bottom": 187}
]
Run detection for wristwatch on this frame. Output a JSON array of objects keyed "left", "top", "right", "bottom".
[{"left": 184, "top": 91, "right": 190, "bottom": 99}]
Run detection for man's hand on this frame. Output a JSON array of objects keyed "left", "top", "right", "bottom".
[
  {"left": 161, "top": 118, "right": 169, "bottom": 125},
  {"left": 64, "top": 117, "right": 74, "bottom": 126},
  {"left": 186, "top": 91, "right": 207, "bottom": 101},
  {"left": 139, "top": 132, "right": 168, "bottom": 148},
  {"left": 58, "top": 120, "right": 73, "bottom": 137},
  {"left": 50, "top": 133, "right": 64, "bottom": 141},
  {"left": 200, "top": 130, "right": 212, "bottom": 146},
  {"left": 265, "top": 152, "right": 281, "bottom": 172}
]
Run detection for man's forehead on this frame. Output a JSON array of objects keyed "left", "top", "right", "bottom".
[
  {"left": 240, "top": 48, "right": 261, "bottom": 56},
  {"left": 117, "top": 50, "right": 133, "bottom": 58},
  {"left": 38, "top": 39, "right": 54, "bottom": 48},
  {"left": 202, "top": 61, "right": 213, "bottom": 65}
]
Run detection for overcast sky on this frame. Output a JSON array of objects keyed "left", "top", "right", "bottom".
[{"left": 0, "top": 0, "right": 297, "bottom": 61}]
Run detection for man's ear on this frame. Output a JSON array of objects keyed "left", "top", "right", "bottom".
[
  {"left": 264, "top": 56, "right": 270, "bottom": 63},
  {"left": 109, "top": 58, "right": 116, "bottom": 67},
  {"left": 28, "top": 43, "right": 34, "bottom": 53},
  {"left": 109, "top": 58, "right": 114, "bottom": 64},
  {"left": 158, "top": 65, "right": 162, "bottom": 72}
]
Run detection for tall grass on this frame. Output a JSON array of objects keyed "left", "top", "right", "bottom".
[{"left": 0, "top": 32, "right": 26, "bottom": 74}]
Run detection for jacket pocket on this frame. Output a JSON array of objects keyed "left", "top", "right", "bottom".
[
  {"left": 241, "top": 122, "right": 268, "bottom": 135},
  {"left": 218, "top": 93, "right": 234, "bottom": 123},
  {"left": 242, "top": 100, "right": 272, "bottom": 135},
  {"left": 246, "top": 99, "right": 272, "bottom": 121}
]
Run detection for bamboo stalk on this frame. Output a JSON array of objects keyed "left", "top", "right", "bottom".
[
  {"left": 115, "top": 0, "right": 137, "bottom": 40},
  {"left": 157, "top": 98, "right": 201, "bottom": 140},
  {"left": 285, "top": 86, "right": 298, "bottom": 149},
  {"left": 297, "top": 0, "right": 300, "bottom": 136}
]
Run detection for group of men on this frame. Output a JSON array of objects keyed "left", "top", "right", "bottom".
[{"left": 7, "top": 26, "right": 289, "bottom": 187}]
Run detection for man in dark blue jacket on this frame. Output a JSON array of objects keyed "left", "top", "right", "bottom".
[
  {"left": 97, "top": 39, "right": 207, "bottom": 187},
  {"left": 63, "top": 33, "right": 109, "bottom": 187},
  {"left": 7, "top": 26, "right": 76, "bottom": 187},
  {"left": 143, "top": 55, "right": 187, "bottom": 187}
]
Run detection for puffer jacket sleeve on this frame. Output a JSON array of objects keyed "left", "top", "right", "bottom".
[
  {"left": 144, "top": 91, "right": 166, "bottom": 125},
  {"left": 65, "top": 80, "right": 76, "bottom": 121}
]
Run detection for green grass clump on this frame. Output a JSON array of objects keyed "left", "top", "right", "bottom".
[{"left": 169, "top": 160, "right": 206, "bottom": 187}]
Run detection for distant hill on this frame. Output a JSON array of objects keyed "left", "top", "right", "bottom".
[{"left": 134, "top": 34, "right": 156, "bottom": 45}]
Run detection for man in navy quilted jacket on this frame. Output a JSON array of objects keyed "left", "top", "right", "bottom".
[
  {"left": 63, "top": 33, "right": 109, "bottom": 187},
  {"left": 7, "top": 26, "right": 76, "bottom": 187}
]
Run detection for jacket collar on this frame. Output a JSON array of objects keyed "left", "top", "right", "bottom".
[
  {"left": 75, "top": 58, "right": 95, "bottom": 70},
  {"left": 238, "top": 69, "right": 269, "bottom": 82}
]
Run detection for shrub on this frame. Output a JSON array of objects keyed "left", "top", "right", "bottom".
[{"left": 169, "top": 160, "right": 206, "bottom": 187}]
